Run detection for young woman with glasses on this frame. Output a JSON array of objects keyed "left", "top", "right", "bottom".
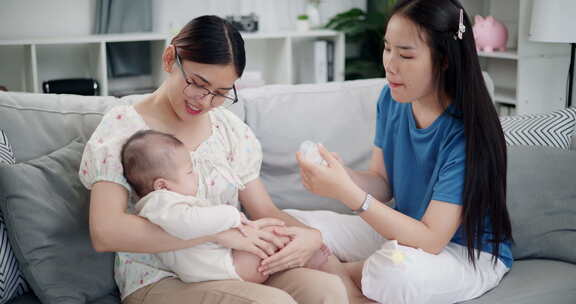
[{"left": 79, "top": 15, "right": 347, "bottom": 304}]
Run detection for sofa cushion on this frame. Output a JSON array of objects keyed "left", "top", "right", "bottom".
[
  {"left": 0, "top": 92, "right": 245, "bottom": 164},
  {"left": 0, "top": 92, "right": 123, "bottom": 162},
  {"left": 242, "top": 79, "right": 385, "bottom": 213},
  {"left": 463, "top": 260, "right": 576, "bottom": 304},
  {"left": 0, "top": 130, "right": 29, "bottom": 304},
  {"left": 0, "top": 139, "right": 118, "bottom": 304},
  {"left": 500, "top": 107, "right": 576, "bottom": 149},
  {"left": 507, "top": 146, "right": 576, "bottom": 263}
]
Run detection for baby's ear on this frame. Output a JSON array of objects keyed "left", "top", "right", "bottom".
[{"left": 153, "top": 178, "right": 168, "bottom": 191}]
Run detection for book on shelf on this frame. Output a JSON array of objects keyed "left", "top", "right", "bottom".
[
  {"left": 314, "top": 40, "right": 328, "bottom": 83},
  {"left": 297, "top": 39, "right": 335, "bottom": 84},
  {"left": 326, "top": 40, "right": 335, "bottom": 82}
]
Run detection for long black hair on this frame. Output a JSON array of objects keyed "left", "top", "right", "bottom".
[
  {"left": 390, "top": 0, "right": 513, "bottom": 267},
  {"left": 171, "top": 15, "right": 246, "bottom": 78}
]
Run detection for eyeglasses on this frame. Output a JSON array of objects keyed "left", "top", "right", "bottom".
[{"left": 174, "top": 48, "right": 238, "bottom": 108}]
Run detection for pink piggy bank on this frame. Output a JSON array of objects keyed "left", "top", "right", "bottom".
[{"left": 473, "top": 16, "right": 508, "bottom": 52}]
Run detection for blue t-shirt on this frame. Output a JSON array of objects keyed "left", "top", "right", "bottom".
[{"left": 374, "top": 85, "right": 513, "bottom": 268}]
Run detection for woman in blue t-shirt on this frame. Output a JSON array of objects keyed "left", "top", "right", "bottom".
[{"left": 266, "top": 0, "right": 514, "bottom": 303}]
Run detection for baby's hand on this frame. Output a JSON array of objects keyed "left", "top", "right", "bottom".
[
  {"left": 238, "top": 213, "right": 258, "bottom": 237},
  {"left": 240, "top": 212, "right": 254, "bottom": 226},
  {"left": 237, "top": 214, "right": 285, "bottom": 238}
]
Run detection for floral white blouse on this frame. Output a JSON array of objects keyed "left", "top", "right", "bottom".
[{"left": 79, "top": 104, "right": 263, "bottom": 300}]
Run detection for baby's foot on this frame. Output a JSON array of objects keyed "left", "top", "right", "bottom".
[
  {"left": 350, "top": 295, "right": 378, "bottom": 304},
  {"left": 304, "top": 244, "right": 331, "bottom": 270}
]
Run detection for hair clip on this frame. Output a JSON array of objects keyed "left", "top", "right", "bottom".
[{"left": 454, "top": 9, "right": 466, "bottom": 40}]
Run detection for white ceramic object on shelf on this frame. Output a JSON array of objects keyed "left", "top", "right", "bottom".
[
  {"left": 306, "top": 3, "right": 322, "bottom": 28},
  {"left": 296, "top": 19, "right": 310, "bottom": 32}
]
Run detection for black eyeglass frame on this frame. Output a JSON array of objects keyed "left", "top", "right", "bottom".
[{"left": 174, "top": 47, "right": 238, "bottom": 106}]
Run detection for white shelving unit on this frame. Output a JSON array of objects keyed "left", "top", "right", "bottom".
[
  {"left": 461, "top": 0, "right": 571, "bottom": 115},
  {"left": 243, "top": 30, "right": 345, "bottom": 85},
  {"left": 0, "top": 30, "right": 344, "bottom": 96},
  {"left": 0, "top": 33, "right": 168, "bottom": 96}
]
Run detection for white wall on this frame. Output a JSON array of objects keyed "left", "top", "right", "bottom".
[
  {"left": 0, "top": 0, "right": 96, "bottom": 39},
  {"left": 154, "top": 0, "right": 366, "bottom": 34},
  {"left": 0, "top": 0, "right": 365, "bottom": 39}
]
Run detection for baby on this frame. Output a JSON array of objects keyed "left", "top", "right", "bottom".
[{"left": 121, "top": 130, "right": 328, "bottom": 283}]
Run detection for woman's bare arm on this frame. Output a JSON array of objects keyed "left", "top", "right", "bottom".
[
  {"left": 345, "top": 147, "right": 392, "bottom": 203},
  {"left": 299, "top": 145, "right": 462, "bottom": 254},
  {"left": 90, "top": 181, "right": 284, "bottom": 259},
  {"left": 89, "top": 181, "right": 212, "bottom": 253}
]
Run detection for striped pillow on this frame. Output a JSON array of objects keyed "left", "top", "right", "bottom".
[
  {"left": 0, "top": 129, "right": 29, "bottom": 303},
  {"left": 500, "top": 108, "right": 576, "bottom": 150}
]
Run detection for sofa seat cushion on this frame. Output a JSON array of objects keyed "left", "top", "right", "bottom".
[
  {"left": 464, "top": 260, "right": 576, "bottom": 304},
  {"left": 0, "top": 139, "right": 118, "bottom": 304}
]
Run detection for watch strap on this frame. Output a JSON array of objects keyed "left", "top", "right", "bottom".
[{"left": 352, "top": 193, "right": 373, "bottom": 215}]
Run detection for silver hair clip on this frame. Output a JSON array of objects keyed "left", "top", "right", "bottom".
[{"left": 454, "top": 9, "right": 466, "bottom": 40}]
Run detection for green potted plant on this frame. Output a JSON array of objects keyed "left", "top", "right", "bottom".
[
  {"left": 297, "top": 14, "right": 310, "bottom": 32},
  {"left": 325, "top": 0, "right": 397, "bottom": 79}
]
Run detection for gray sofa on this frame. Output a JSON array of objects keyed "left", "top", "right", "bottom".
[{"left": 1, "top": 79, "right": 575, "bottom": 304}]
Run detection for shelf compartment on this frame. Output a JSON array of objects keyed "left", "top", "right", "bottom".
[
  {"left": 478, "top": 49, "right": 518, "bottom": 60},
  {"left": 242, "top": 30, "right": 340, "bottom": 40},
  {"left": 245, "top": 38, "right": 292, "bottom": 85},
  {"left": 36, "top": 43, "right": 102, "bottom": 94},
  {"left": 494, "top": 87, "right": 517, "bottom": 105},
  {"left": 0, "top": 30, "right": 345, "bottom": 96},
  {"left": 105, "top": 40, "right": 167, "bottom": 97},
  {"left": 0, "top": 45, "right": 36, "bottom": 92}
]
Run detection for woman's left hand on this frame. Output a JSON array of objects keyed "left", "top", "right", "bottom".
[
  {"left": 258, "top": 226, "right": 322, "bottom": 275},
  {"left": 296, "top": 144, "right": 357, "bottom": 202}
]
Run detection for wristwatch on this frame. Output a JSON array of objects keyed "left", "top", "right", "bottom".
[{"left": 352, "top": 193, "right": 373, "bottom": 215}]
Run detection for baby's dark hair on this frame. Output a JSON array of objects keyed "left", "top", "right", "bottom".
[{"left": 121, "top": 130, "right": 185, "bottom": 197}]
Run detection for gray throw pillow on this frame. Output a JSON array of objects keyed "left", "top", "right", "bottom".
[
  {"left": 507, "top": 146, "right": 576, "bottom": 263},
  {"left": 0, "top": 139, "right": 118, "bottom": 304}
]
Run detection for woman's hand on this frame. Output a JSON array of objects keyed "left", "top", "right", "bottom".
[
  {"left": 258, "top": 226, "right": 323, "bottom": 275},
  {"left": 238, "top": 214, "right": 284, "bottom": 234},
  {"left": 215, "top": 218, "right": 286, "bottom": 259},
  {"left": 296, "top": 144, "right": 358, "bottom": 202}
]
